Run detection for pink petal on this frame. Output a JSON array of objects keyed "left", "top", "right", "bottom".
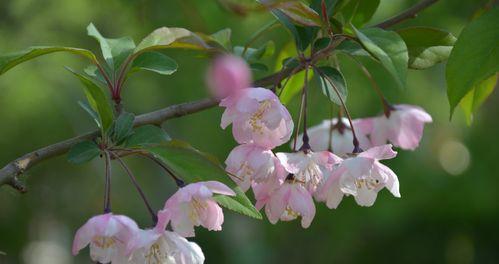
[{"left": 359, "top": 145, "right": 397, "bottom": 160}]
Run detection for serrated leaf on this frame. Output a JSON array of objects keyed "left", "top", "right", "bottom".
[
  {"left": 446, "top": 8, "right": 499, "bottom": 118},
  {"left": 352, "top": 26, "right": 408, "bottom": 89},
  {"left": 0, "top": 46, "right": 96, "bottom": 76},
  {"left": 460, "top": 74, "right": 497, "bottom": 125},
  {"left": 125, "top": 125, "right": 171, "bottom": 147},
  {"left": 147, "top": 140, "right": 261, "bottom": 219},
  {"left": 113, "top": 112, "right": 135, "bottom": 143},
  {"left": 135, "top": 27, "right": 210, "bottom": 54},
  {"left": 67, "top": 68, "right": 114, "bottom": 133},
  {"left": 87, "top": 23, "right": 136, "bottom": 71},
  {"left": 276, "top": 1, "right": 323, "bottom": 27},
  {"left": 397, "top": 27, "right": 456, "bottom": 69},
  {"left": 315, "top": 66, "right": 347, "bottom": 105},
  {"left": 68, "top": 141, "right": 101, "bottom": 164},
  {"left": 213, "top": 187, "right": 262, "bottom": 219},
  {"left": 130, "top": 52, "right": 178, "bottom": 75}
]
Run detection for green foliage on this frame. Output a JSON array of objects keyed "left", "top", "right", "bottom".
[
  {"left": 130, "top": 52, "right": 178, "bottom": 75},
  {"left": 352, "top": 26, "right": 408, "bottom": 89},
  {"left": 67, "top": 68, "right": 114, "bottom": 133},
  {"left": 112, "top": 112, "right": 135, "bottom": 143},
  {"left": 460, "top": 74, "right": 497, "bottom": 124},
  {"left": 135, "top": 27, "right": 210, "bottom": 54},
  {"left": 314, "top": 66, "right": 347, "bottom": 105},
  {"left": 125, "top": 125, "right": 171, "bottom": 147},
  {"left": 68, "top": 141, "right": 101, "bottom": 164},
  {"left": 87, "top": 23, "right": 136, "bottom": 72},
  {"left": 397, "top": 27, "right": 456, "bottom": 69},
  {"left": 203, "top": 28, "right": 232, "bottom": 50},
  {"left": 276, "top": 1, "right": 323, "bottom": 27},
  {"left": 310, "top": 0, "right": 338, "bottom": 17},
  {"left": 213, "top": 187, "right": 263, "bottom": 220},
  {"left": 446, "top": 8, "right": 499, "bottom": 118},
  {"left": 339, "top": 0, "right": 380, "bottom": 27},
  {"left": 147, "top": 140, "right": 262, "bottom": 219},
  {"left": 0, "top": 46, "right": 96, "bottom": 76}
]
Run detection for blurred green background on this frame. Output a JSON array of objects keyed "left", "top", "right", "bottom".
[{"left": 1, "top": 0, "right": 498, "bottom": 263}]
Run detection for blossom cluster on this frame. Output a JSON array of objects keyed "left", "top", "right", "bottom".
[
  {"left": 72, "top": 181, "right": 236, "bottom": 263},
  {"left": 215, "top": 55, "right": 432, "bottom": 228}
]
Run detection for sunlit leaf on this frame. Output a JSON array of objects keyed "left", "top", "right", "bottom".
[
  {"left": 135, "top": 27, "right": 210, "bottom": 54},
  {"left": 446, "top": 8, "right": 499, "bottom": 117},
  {"left": 397, "top": 27, "right": 456, "bottom": 69},
  {"left": 460, "top": 74, "right": 497, "bottom": 124},
  {"left": 276, "top": 1, "right": 323, "bottom": 27},
  {"left": 200, "top": 28, "right": 232, "bottom": 50},
  {"left": 68, "top": 141, "right": 101, "bottom": 164},
  {"left": 0, "top": 46, "right": 96, "bottom": 76}
]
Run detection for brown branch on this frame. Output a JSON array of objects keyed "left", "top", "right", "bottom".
[
  {"left": 375, "top": 0, "right": 439, "bottom": 29},
  {"left": 0, "top": 0, "right": 438, "bottom": 191}
]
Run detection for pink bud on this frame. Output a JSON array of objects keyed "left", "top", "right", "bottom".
[{"left": 206, "top": 55, "right": 252, "bottom": 99}]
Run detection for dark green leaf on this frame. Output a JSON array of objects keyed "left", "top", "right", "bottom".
[
  {"left": 270, "top": 8, "right": 315, "bottom": 51},
  {"left": 446, "top": 8, "right": 499, "bottom": 117},
  {"left": 135, "top": 27, "right": 210, "bottom": 54},
  {"left": 67, "top": 68, "right": 114, "bottom": 133},
  {"left": 68, "top": 141, "right": 101, "bottom": 164},
  {"left": 340, "top": 0, "right": 380, "bottom": 27},
  {"left": 250, "top": 63, "right": 269, "bottom": 72},
  {"left": 276, "top": 1, "right": 323, "bottom": 27},
  {"left": 460, "top": 75, "right": 497, "bottom": 124},
  {"left": 131, "top": 52, "right": 178, "bottom": 75},
  {"left": 87, "top": 23, "right": 136, "bottom": 71},
  {"left": 147, "top": 140, "right": 261, "bottom": 219},
  {"left": 125, "top": 125, "right": 171, "bottom": 147},
  {"left": 315, "top": 66, "right": 347, "bottom": 105},
  {"left": 397, "top": 27, "right": 456, "bottom": 69},
  {"left": 234, "top": 41, "right": 275, "bottom": 62},
  {"left": 78, "top": 101, "right": 101, "bottom": 128},
  {"left": 310, "top": 0, "right": 338, "bottom": 18},
  {"left": 353, "top": 26, "right": 408, "bottom": 89},
  {"left": 313, "top": 37, "right": 331, "bottom": 51},
  {"left": 0, "top": 46, "right": 96, "bottom": 76},
  {"left": 113, "top": 112, "right": 135, "bottom": 143}
]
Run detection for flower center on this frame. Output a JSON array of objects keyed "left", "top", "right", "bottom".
[
  {"left": 296, "top": 161, "right": 322, "bottom": 189},
  {"left": 355, "top": 178, "right": 381, "bottom": 190},
  {"left": 281, "top": 206, "right": 300, "bottom": 221},
  {"left": 249, "top": 100, "right": 272, "bottom": 134},
  {"left": 237, "top": 161, "right": 255, "bottom": 178},
  {"left": 92, "top": 236, "right": 116, "bottom": 249},
  {"left": 145, "top": 242, "right": 167, "bottom": 264},
  {"left": 189, "top": 198, "right": 208, "bottom": 223}
]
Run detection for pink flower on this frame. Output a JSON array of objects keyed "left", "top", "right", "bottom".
[
  {"left": 316, "top": 145, "right": 400, "bottom": 207},
  {"left": 72, "top": 213, "right": 139, "bottom": 263},
  {"left": 252, "top": 163, "right": 287, "bottom": 210},
  {"left": 162, "top": 181, "right": 236, "bottom": 237},
  {"left": 225, "top": 144, "right": 277, "bottom": 191},
  {"left": 371, "top": 104, "right": 432, "bottom": 150},
  {"left": 220, "top": 88, "right": 294, "bottom": 148},
  {"left": 206, "top": 55, "right": 251, "bottom": 99},
  {"left": 276, "top": 150, "right": 342, "bottom": 193},
  {"left": 128, "top": 212, "right": 205, "bottom": 264},
  {"left": 264, "top": 182, "right": 316, "bottom": 228}
]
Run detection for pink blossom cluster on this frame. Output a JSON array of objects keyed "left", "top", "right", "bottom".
[
  {"left": 72, "top": 181, "right": 235, "bottom": 263},
  {"left": 213, "top": 55, "right": 433, "bottom": 228}
]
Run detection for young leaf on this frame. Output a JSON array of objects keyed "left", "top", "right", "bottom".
[
  {"left": 130, "top": 52, "right": 178, "bottom": 75},
  {"left": 397, "top": 27, "right": 456, "bottom": 69},
  {"left": 84, "top": 65, "right": 107, "bottom": 84},
  {"left": 234, "top": 41, "right": 275, "bottom": 62},
  {"left": 446, "top": 8, "right": 499, "bottom": 118},
  {"left": 203, "top": 28, "right": 232, "bottom": 50},
  {"left": 459, "top": 74, "right": 497, "bottom": 125},
  {"left": 0, "top": 46, "right": 96, "bottom": 76},
  {"left": 314, "top": 66, "right": 347, "bottom": 105},
  {"left": 147, "top": 140, "right": 262, "bottom": 219},
  {"left": 135, "top": 27, "right": 210, "bottom": 54},
  {"left": 213, "top": 187, "right": 263, "bottom": 219},
  {"left": 67, "top": 68, "right": 114, "bottom": 133},
  {"left": 87, "top": 23, "right": 136, "bottom": 71},
  {"left": 113, "top": 112, "right": 135, "bottom": 143},
  {"left": 269, "top": 8, "right": 316, "bottom": 51},
  {"left": 68, "top": 141, "right": 101, "bottom": 164},
  {"left": 125, "top": 125, "right": 171, "bottom": 147},
  {"left": 340, "top": 0, "right": 380, "bottom": 27},
  {"left": 352, "top": 26, "right": 408, "bottom": 89},
  {"left": 276, "top": 1, "right": 323, "bottom": 27},
  {"left": 78, "top": 101, "right": 101, "bottom": 129}
]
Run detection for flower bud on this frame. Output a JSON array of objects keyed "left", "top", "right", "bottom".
[{"left": 206, "top": 55, "right": 251, "bottom": 99}]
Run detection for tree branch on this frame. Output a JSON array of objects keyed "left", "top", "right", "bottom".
[
  {"left": 0, "top": 0, "right": 439, "bottom": 191},
  {"left": 375, "top": 0, "right": 439, "bottom": 29}
]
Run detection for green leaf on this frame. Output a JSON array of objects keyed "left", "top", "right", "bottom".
[
  {"left": 67, "top": 68, "right": 114, "bottom": 133},
  {"left": 250, "top": 63, "right": 269, "bottom": 72},
  {"left": 84, "top": 65, "right": 106, "bottom": 84},
  {"left": 353, "top": 26, "right": 408, "bottom": 89},
  {"left": 202, "top": 28, "right": 232, "bottom": 50},
  {"left": 310, "top": 0, "right": 338, "bottom": 18},
  {"left": 446, "top": 8, "right": 499, "bottom": 117},
  {"left": 234, "top": 41, "right": 275, "bottom": 62},
  {"left": 314, "top": 66, "right": 347, "bottom": 105},
  {"left": 135, "top": 27, "right": 210, "bottom": 54},
  {"left": 130, "top": 52, "right": 178, "bottom": 75},
  {"left": 459, "top": 74, "right": 497, "bottom": 124},
  {"left": 87, "top": 23, "right": 136, "bottom": 71},
  {"left": 270, "top": 8, "right": 315, "bottom": 51},
  {"left": 113, "top": 112, "right": 135, "bottom": 143},
  {"left": 147, "top": 140, "right": 261, "bottom": 219},
  {"left": 276, "top": 1, "right": 323, "bottom": 27},
  {"left": 125, "top": 125, "right": 171, "bottom": 147},
  {"left": 0, "top": 46, "right": 96, "bottom": 76},
  {"left": 68, "top": 141, "right": 101, "bottom": 164},
  {"left": 213, "top": 187, "right": 263, "bottom": 220},
  {"left": 397, "top": 27, "right": 456, "bottom": 69},
  {"left": 339, "top": 0, "right": 379, "bottom": 27},
  {"left": 78, "top": 101, "right": 101, "bottom": 128}
]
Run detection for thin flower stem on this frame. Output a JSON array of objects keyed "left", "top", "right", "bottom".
[
  {"left": 103, "top": 152, "right": 112, "bottom": 213},
  {"left": 328, "top": 104, "right": 334, "bottom": 153},
  {"left": 299, "top": 67, "right": 311, "bottom": 152},
  {"left": 110, "top": 152, "right": 158, "bottom": 224},
  {"left": 242, "top": 21, "right": 279, "bottom": 57},
  {"left": 138, "top": 153, "right": 186, "bottom": 187},
  {"left": 314, "top": 66, "right": 361, "bottom": 153}
]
